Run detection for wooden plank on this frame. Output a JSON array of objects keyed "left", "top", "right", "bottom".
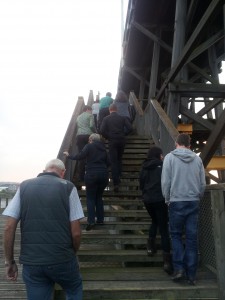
[
  {"left": 170, "top": 82, "right": 225, "bottom": 98},
  {"left": 150, "top": 99, "right": 179, "bottom": 142},
  {"left": 180, "top": 104, "right": 214, "bottom": 130},
  {"left": 200, "top": 108, "right": 225, "bottom": 167},
  {"left": 206, "top": 156, "right": 225, "bottom": 170},
  {"left": 211, "top": 190, "right": 225, "bottom": 300}
]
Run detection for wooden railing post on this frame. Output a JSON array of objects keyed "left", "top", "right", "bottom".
[{"left": 211, "top": 189, "right": 225, "bottom": 300}]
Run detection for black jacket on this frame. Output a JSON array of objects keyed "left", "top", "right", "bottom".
[
  {"left": 100, "top": 112, "right": 133, "bottom": 140},
  {"left": 139, "top": 158, "right": 165, "bottom": 203},
  {"left": 68, "top": 140, "right": 110, "bottom": 172}
]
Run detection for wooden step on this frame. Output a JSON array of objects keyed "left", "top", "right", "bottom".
[
  {"left": 81, "top": 234, "right": 148, "bottom": 245},
  {"left": 82, "top": 209, "right": 148, "bottom": 218}
]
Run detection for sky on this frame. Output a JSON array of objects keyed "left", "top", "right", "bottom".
[{"left": 0, "top": 0, "right": 128, "bottom": 182}]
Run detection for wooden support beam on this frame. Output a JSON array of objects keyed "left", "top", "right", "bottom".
[
  {"left": 129, "top": 92, "right": 144, "bottom": 116},
  {"left": 177, "top": 123, "right": 193, "bottom": 134},
  {"left": 132, "top": 21, "right": 172, "bottom": 53},
  {"left": 123, "top": 65, "right": 149, "bottom": 87},
  {"left": 150, "top": 99, "right": 179, "bottom": 142},
  {"left": 205, "top": 171, "right": 222, "bottom": 183},
  {"left": 187, "top": 29, "right": 224, "bottom": 64},
  {"left": 200, "top": 108, "right": 225, "bottom": 168},
  {"left": 197, "top": 98, "right": 225, "bottom": 117},
  {"left": 211, "top": 189, "right": 225, "bottom": 300},
  {"left": 156, "top": 0, "right": 223, "bottom": 100},
  {"left": 188, "top": 62, "right": 219, "bottom": 84},
  {"left": 180, "top": 104, "right": 214, "bottom": 131},
  {"left": 169, "top": 83, "right": 225, "bottom": 98},
  {"left": 206, "top": 156, "right": 225, "bottom": 170}
]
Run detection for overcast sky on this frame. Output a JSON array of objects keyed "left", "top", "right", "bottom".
[{"left": 0, "top": 0, "right": 128, "bottom": 182}]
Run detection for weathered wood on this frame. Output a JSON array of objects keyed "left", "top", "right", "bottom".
[
  {"left": 211, "top": 190, "right": 225, "bottom": 300},
  {"left": 169, "top": 82, "right": 225, "bottom": 98},
  {"left": 200, "top": 108, "right": 225, "bottom": 167},
  {"left": 156, "top": 0, "right": 223, "bottom": 100}
]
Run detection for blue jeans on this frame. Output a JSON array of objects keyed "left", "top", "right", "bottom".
[
  {"left": 84, "top": 170, "right": 109, "bottom": 224},
  {"left": 169, "top": 201, "right": 199, "bottom": 280},
  {"left": 22, "top": 257, "right": 82, "bottom": 300}
]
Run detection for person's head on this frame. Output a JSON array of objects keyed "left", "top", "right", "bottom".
[
  {"left": 95, "top": 95, "right": 99, "bottom": 103},
  {"left": 147, "top": 146, "right": 163, "bottom": 160},
  {"left": 175, "top": 133, "right": 191, "bottom": 148},
  {"left": 115, "top": 90, "right": 128, "bottom": 102},
  {"left": 109, "top": 103, "right": 117, "bottom": 113},
  {"left": 106, "top": 92, "right": 112, "bottom": 97},
  {"left": 89, "top": 133, "right": 101, "bottom": 143},
  {"left": 44, "top": 159, "right": 66, "bottom": 178},
  {"left": 83, "top": 105, "right": 92, "bottom": 113}
]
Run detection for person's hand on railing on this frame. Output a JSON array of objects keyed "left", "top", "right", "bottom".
[{"left": 63, "top": 151, "right": 69, "bottom": 157}]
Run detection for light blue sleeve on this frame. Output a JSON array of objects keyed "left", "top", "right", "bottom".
[
  {"left": 2, "top": 188, "right": 21, "bottom": 220},
  {"left": 161, "top": 154, "right": 172, "bottom": 203},
  {"left": 199, "top": 159, "right": 206, "bottom": 198},
  {"left": 69, "top": 187, "right": 85, "bottom": 221}
]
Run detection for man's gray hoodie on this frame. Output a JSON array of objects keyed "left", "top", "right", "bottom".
[{"left": 161, "top": 148, "right": 206, "bottom": 204}]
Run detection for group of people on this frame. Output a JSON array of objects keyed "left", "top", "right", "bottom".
[
  {"left": 2, "top": 119, "right": 205, "bottom": 298},
  {"left": 139, "top": 133, "right": 206, "bottom": 285},
  {"left": 64, "top": 92, "right": 133, "bottom": 230}
]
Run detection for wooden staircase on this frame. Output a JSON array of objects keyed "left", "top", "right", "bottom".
[
  {"left": 0, "top": 135, "right": 219, "bottom": 300},
  {"left": 57, "top": 135, "right": 219, "bottom": 300}
]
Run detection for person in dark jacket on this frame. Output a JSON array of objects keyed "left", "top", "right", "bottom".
[
  {"left": 139, "top": 146, "right": 173, "bottom": 274},
  {"left": 64, "top": 133, "right": 110, "bottom": 231},
  {"left": 100, "top": 103, "right": 133, "bottom": 192}
]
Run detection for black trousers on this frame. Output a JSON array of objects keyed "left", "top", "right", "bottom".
[
  {"left": 76, "top": 134, "right": 89, "bottom": 181},
  {"left": 98, "top": 107, "right": 110, "bottom": 131},
  {"left": 144, "top": 201, "right": 171, "bottom": 253},
  {"left": 108, "top": 138, "right": 125, "bottom": 186}
]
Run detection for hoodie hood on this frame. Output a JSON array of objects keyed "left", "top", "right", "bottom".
[
  {"left": 142, "top": 158, "right": 162, "bottom": 170},
  {"left": 171, "top": 148, "right": 196, "bottom": 163},
  {"left": 92, "top": 140, "right": 106, "bottom": 152}
]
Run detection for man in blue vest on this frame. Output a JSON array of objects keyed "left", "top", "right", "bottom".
[{"left": 3, "top": 159, "right": 84, "bottom": 300}]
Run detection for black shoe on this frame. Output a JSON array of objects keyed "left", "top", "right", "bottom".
[
  {"left": 187, "top": 279, "right": 196, "bottom": 285},
  {"left": 172, "top": 270, "right": 185, "bottom": 282},
  {"left": 114, "top": 185, "right": 119, "bottom": 193},
  {"left": 86, "top": 224, "right": 95, "bottom": 231},
  {"left": 147, "top": 238, "right": 157, "bottom": 257},
  {"left": 96, "top": 221, "right": 104, "bottom": 225}
]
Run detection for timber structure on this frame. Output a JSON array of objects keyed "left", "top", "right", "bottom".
[{"left": 118, "top": 0, "right": 225, "bottom": 183}]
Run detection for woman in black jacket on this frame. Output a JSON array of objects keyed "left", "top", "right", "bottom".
[
  {"left": 64, "top": 134, "right": 110, "bottom": 231},
  {"left": 139, "top": 146, "right": 172, "bottom": 274}
]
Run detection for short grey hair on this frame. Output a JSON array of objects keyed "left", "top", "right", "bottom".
[
  {"left": 45, "top": 159, "right": 65, "bottom": 172},
  {"left": 89, "top": 133, "right": 101, "bottom": 142}
]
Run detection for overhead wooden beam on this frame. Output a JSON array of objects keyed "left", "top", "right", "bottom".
[
  {"left": 156, "top": 0, "right": 223, "bottom": 100},
  {"left": 188, "top": 62, "right": 219, "bottom": 84},
  {"left": 123, "top": 65, "right": 150, "bottom": 87},
  {"left": 169, "top": 83, "right": 225, "bottom": 98},
  {"left": 180, "top": 104, "right": 214, "bottom": 131},
  {"left": 187, "top": 29, "right": 224, "bottom": 63},
  {"left": 132, "top": 21, "right": 172, "bottom": 53},
  {"left": 200, "top": 108, "right": 225, "bottom": 167}
]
